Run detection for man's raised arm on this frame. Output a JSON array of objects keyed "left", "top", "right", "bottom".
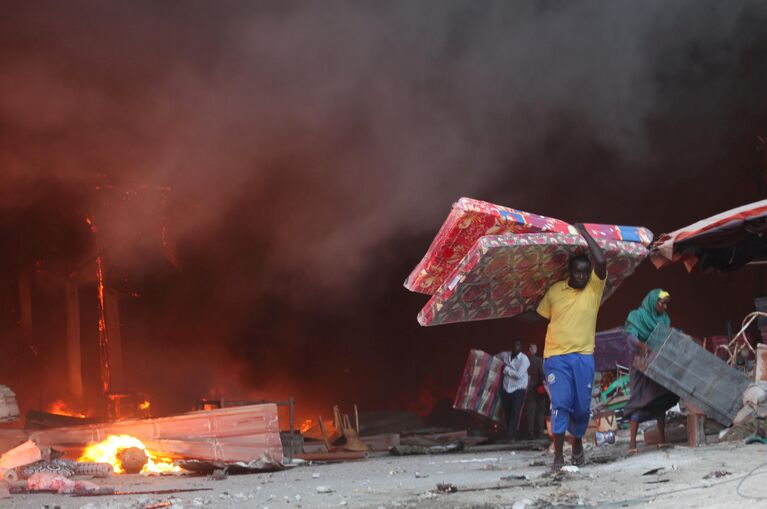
[{"left": 574, "top": 223, "right": 607, "bottom": 280}]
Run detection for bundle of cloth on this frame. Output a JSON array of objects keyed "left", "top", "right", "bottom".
[{"left": 406, "top": 198, "right": 653, "bottom": 326}]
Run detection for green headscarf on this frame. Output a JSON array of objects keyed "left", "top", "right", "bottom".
[{"left": 624, "top": 289, "right": 671, "bottom": 342}]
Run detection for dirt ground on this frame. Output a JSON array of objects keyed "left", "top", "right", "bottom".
[{"left": 5, "top": 439, "right": 767, "bottom": 509}]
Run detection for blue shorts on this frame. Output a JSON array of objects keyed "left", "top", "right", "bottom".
[{"left": 544, "top": 353, "right": 595, "bottom": 438}]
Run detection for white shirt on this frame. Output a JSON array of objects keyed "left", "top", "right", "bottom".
[{"left": 498, "top": 352, "right": 529, "bottom": 394}]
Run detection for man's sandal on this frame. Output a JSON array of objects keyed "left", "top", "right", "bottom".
[
  {"left": 656, "top": 443, "right": 674, "bottom": 450},
  {"left": 627, "top": 448, "right": 638, "bottom": 456},
  {"left": 571, "top": 449, "right": 585, "bottom": 466}
]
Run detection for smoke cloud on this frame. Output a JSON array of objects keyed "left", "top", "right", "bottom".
[{"left": 2, "top": 1, "right": 767, "bottom": 417}]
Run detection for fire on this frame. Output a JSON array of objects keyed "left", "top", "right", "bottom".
[
  {"left": 47, "top": 400, "right": 87, "bottom": 418},
  {"left": 78, "top": 435, "right": 181, "bottom": 474},
  {"left": 139, "top": 400, "right": 151, "bottom": 411},
  {"left": 299, "top": 419, "right": 337, "bottom": 439}
]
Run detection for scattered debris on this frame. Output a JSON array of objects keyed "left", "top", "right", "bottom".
[
  {"left": 501, "top": 474, "right": 528, "bottom": 481},
  {"left": 642, "top": 467, "right": 665, "bottom": 476},
  {"left": 316, "top": 486, "right": 334, "bottom": 494},
  {"left": 703, "top": 470, "right": 732, "bottom": 479},
  {"left": 560, "top": 465, "right": 579, "bottom": 473},
  {"left": 414, "top": 471, "right": 429, "bottom": 478},
  {"left": 435, "top": 482, "right": 458, "bottom": 493}
]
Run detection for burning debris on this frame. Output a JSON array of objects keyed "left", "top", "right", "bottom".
[{"left": 78, "top": 435, "right": 179, "bottom": 475}]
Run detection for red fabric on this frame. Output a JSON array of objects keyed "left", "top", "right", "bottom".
[{"left": 651, "top": 199, "right": 767, "bottom": 269}]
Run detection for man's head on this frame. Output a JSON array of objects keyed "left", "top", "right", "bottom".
[
  {"left": 568, "top": 254, "right": 592, "bottom": 289},
  {"left": 528, "top": 343, "right": 538, "bottom": 356},
  {"left": 513, "top": 338, "right": 524, "bottom": 354}
]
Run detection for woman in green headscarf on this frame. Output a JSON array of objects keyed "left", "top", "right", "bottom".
[{"left": 624, "top": 289, "right": 678, "bottom": 454}]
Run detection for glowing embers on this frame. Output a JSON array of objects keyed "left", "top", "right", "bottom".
[{"left": 78, "top": 435, "right": 180, "bottom": 475}]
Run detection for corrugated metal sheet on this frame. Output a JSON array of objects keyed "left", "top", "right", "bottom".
[{"left": 644, "top": 324, "right": 749, "bottom": 425}]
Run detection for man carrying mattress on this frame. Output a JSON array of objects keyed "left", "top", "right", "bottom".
[{"left": 535, "top": 223, "right": 606, "bottom": 471}]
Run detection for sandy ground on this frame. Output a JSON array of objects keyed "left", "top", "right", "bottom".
[{"left": 5, "top": 439, "right": 767, "bottom": 509}]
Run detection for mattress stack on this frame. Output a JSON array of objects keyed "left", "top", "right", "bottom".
[{"left": 406, "top": 198, "right": 652, "bottom": 326}]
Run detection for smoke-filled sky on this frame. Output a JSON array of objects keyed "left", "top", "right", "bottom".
[{"left": 2, "top": 1, "right": 767, "bottom": 418}]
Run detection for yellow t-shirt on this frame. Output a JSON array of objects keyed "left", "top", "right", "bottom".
[{"left": 536, "top": 271, "right": 607, "bottom": 358}]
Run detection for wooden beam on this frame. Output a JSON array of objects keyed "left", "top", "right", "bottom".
[
  {"left": 104, "top": 288, "right": 124, "bottom": 392},
  {"left": 65, "top": 282, "right": 84, "bottom": 402}
]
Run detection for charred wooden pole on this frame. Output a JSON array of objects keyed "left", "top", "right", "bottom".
[
  {"left": 104, "top": 288, "right": 124, "bottom": 392},
  {"left": 65, "top": 281, "right": 84, "bottom": 402}
]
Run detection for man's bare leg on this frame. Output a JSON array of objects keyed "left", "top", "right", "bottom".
[
  {"left": 571, "top": 436, "right": 585, "bottom": 466},
  {"left": 552, "top": 433, "right": 565, "bottom": 471}
]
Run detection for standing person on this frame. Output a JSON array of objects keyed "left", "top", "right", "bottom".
[
  {"left": 498, "top": 339, "right": 530, "bottom": 441},
  {"left": 623, "top": 289, "right": 678, "bottom": 454},
  {"left": 535, "top": 223, "right": 606, "bottom": 470},
  {"left": 524, "top": 343, "right": 546, "bottom": 439}
]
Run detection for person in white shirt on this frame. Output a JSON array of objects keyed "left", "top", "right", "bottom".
[{"left": 497, "top": 339, "right": 530, "bottom": 441}]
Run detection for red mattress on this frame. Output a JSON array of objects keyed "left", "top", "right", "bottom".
[
  {"left": 452, "top": 349, "right": 505, "bottom": 425},
  {"left": 418, "top": 233, "right": 648, "bottom": 326},
  {"left": 406, "top": 197, "right": 652, "bottom": 295}
]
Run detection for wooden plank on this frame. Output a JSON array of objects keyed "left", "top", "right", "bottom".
[
  {"left": 24, "top": 411, "right": 101, "bottom": 430},
  {"left": 687, "top": 414, "right": 706, "bottom": 447}
]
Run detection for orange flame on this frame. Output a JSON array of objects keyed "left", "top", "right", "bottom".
[
  {"left": 96, "top": 255, "right": 111, "bottom": 393},
  {"left": 78, "top": 435, "right": 180, "bottom": 475},
  {"left": 47, "top": 400, "right": 87, "bottom": 418},
  {"left": 299, "top": 419, "right": 314, "bottom": 434},
  {"left": 299, "top": 419, "right": 337, "bottom": 439}
]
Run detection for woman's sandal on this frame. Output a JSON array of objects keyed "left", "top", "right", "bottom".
[
  {"left": 627, "top": 448, "right": 638, "bottom": 456},
  {"left": 656, "top": 443, "right": 674, "bottom": 450},
  {"left": 571, "top": 449, "right": 585, "bottom": 466}
]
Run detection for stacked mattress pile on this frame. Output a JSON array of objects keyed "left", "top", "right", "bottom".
[{"left": 406, "top": 198, "right": 653, "bottom": 326}]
